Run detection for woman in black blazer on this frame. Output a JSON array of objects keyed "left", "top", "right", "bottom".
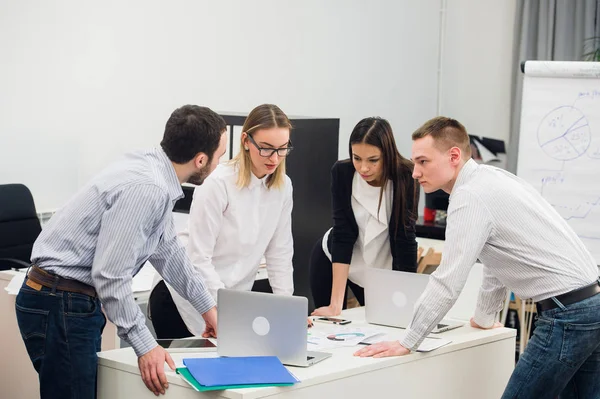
[{"left": 310, "top": 117, "right": 419, "bottom": 316}]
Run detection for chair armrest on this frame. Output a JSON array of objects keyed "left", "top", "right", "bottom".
[{"left": 0, "top": 258, "right": 30, "bottom": 271}]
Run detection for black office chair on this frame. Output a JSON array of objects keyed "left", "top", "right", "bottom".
[{"left": 0, "top": 184, "right": 42, "bottom": 271}]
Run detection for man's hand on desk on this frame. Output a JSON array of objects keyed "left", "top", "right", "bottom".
[
  {"left": 138, "top": 345, "right": 175, "bottom": 396},
  {"left": 353, "top": 341, "right": 410, "bottom": 358},
  {"left": 202, "top": 307, "right": 218, "bottom": 338},
  {"left": 470, "top": 317, "right": 503, "bottom": 330},
  {"left": 311, "top": 304, "right": 342, "bottom": 317}
]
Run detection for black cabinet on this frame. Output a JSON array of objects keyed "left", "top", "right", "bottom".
[
  {"left": 415, "top": 217, "right": 446, "bottom": 240},
  {"left": 175, "top": 113, "right": 340, "bottom": 312}
]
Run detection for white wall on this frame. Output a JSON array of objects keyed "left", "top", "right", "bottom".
[
  {"left": 412, "top": 0, "right": 517, "bottom": 216},
  {"left": 440, "top": 0, "right": 517, "bottom": 143},
  {"left": 0, "top": 0, "right": 441, "bottom": 211}
]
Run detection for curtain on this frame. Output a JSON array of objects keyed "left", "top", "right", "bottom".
[{"left": 507, "top": 0, "right": 600, "bottom": 173}]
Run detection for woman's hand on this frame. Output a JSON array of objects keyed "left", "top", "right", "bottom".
[{"left": 311, "top": 304, "right": 342, "bottom": 317}]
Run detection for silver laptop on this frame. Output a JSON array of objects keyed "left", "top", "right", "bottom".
[
  {"left": 365, "top": 269, "right": 464, "bottom": 333},
  {"left": 217, "top": 289, "right": 331, "bottom": 367}
]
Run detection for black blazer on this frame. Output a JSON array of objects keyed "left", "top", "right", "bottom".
[{"left": 327, "top": 160, "right": 418, "bottom": 273}]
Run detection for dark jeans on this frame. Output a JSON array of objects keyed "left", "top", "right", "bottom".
[
  {"left": 309, "top": 237, "right": 365, "bottom": 308},
  {"left": 149, "top": 280, "right": 193, "bottom": 339},
  {"left": 502, "top": 289, "right": 600, "bottom": 399},
  {"left": 15, "top": 279, "right": 106, "bottom": 399}
]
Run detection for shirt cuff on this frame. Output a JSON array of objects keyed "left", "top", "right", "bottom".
[
  {"left": 399, "top": 328, "right": 425, "bottom": 352},
  {"left": 128, "top": 325, "right": 158, "bottom": 357},
  {"left": 189, "top": 288, "right": 217, "bottom": 315},
  {"left": 473, "top": 306, "right": 496, "bottom": 328}
]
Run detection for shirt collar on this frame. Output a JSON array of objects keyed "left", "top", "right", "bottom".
[
  {"left": 248, "top": 172, "right": 269, "bottom": 190},
  {"left": 155, "top": 148, "right": 184, "bottom": 202},
  {"left": 449, "top": 158, "right": 478, "bottom": 201}
]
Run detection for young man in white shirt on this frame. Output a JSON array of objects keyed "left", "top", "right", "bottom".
[{"left": 355, "top": 116, "right": 600, "bottom": 398}]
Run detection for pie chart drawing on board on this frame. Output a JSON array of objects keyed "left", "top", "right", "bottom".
[{"left": 537, "top": 106, "right": 591, "bottom": 161}]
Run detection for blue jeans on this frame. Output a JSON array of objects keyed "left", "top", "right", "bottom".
[
  {"left": 502, "top": 291, "right": 600, "bottom": 399},
  {"left": 15, "top": 280, "right": 106, "bottom": 399}
]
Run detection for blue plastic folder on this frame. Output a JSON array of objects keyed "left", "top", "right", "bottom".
[
  {"left": 176, "top": 368, "right": 294, "bottom": 391},
  {"left": 182, "top": 356, "right": 299, "bottom": 387}
]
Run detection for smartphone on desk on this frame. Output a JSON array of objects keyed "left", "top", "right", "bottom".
[
  {"left": 314, "top": 317, "right": 352, "bottom": 325},
  {"left": 156, "top": 338, "right": 217, "bottom": 353}
]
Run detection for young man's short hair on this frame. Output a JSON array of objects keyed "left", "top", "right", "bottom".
[
  {"left": 412, "top": 116, "right": 471, "bottom": 159},
  {"left": 161, "top": 105, "right": 227, "bottom": 164}
]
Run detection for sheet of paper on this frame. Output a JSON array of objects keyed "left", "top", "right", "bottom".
[
  {"left": 360, "top": 333, "right": 452, "bottom": 353},
  {"left": 4, "top": 273, "right": 26, "bottom": 295},
  {"left": 473, "top": 140, "right": 500, "bottom": 164},
  {"left": 415, "top": 337, "right": 452, "bottom": 352},
  {"left": 307, "top": 326, "right": 385, "bottom": 351}
]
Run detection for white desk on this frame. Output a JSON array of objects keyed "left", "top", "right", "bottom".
[{"left": 97, "top": 307, "right": 516, "bottom": 399}]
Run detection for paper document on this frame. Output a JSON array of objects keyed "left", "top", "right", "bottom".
[
  {"left": 473, "top": 140, "right": 499, "bottom": 164},
  {"left": 415, "top": 337, "right": 452, "bottom": 352},
  {"left": 307, "top": 326, "right": 385, "bottom": 350},
  {"left": 360, "top": 333, "right": 452, "bottom": 352},
  {"left": 4, "top": 273, "right": 26, "bottom": 295}
]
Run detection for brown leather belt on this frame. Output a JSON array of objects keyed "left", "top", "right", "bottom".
[
  {"left": 536, "top": 280, "right": 600, "bottom": 313},
  {"left": 27, "top": 265, "right": 96, "bottom": 297}
]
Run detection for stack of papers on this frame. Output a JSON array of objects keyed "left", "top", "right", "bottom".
[{"left": 178, "top": 356, "right": 299, "bottom": 392}]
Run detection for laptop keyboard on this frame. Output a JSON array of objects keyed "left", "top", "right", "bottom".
[{"left": 307, "top": 356, "right": 315, "bottom": 361}]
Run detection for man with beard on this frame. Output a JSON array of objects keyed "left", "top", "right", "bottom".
[{"left": 15, "top": 105, "right": 227, "bottom": 398}]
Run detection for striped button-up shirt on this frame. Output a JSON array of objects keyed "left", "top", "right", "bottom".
[
  {"left": 401, "top": 159, "right": 598, "bottom": 351},
  {"left": 32, "top": 148, "right": 215, "bottom": 356}
]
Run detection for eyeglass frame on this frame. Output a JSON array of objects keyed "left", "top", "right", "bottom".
[{"left": 246, "top": 134, "right": 293, "bottom": 157}]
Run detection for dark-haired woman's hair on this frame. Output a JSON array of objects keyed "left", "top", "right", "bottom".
[{"left": 349, "top": 117, "right": 418, "bottom": 236}]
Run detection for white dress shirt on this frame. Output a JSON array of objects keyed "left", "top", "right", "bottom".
[
  {"left": 323, "top": 173, "right": 394, "bottom": 287},
  {"left": 167, "top": 163, "right": 294, "bottom": 335},
  {"left": 401, "top": 159, "right": 599, "bottom": 351}
]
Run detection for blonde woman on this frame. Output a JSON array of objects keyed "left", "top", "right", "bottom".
[{"left": 149, "top": 104, "right": 300, "bottom": 338}]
